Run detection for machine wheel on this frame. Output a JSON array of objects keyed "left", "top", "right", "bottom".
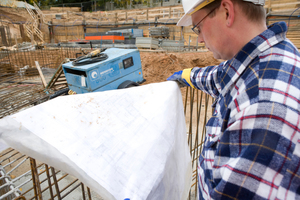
[{"left": 118, "top": 80, "right": 139, "bottom": 89}]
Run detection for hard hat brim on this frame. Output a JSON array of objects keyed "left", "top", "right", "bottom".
[
  {"left": 177, "top": 0, "right": 214, "bottom": 26},
  {"left": 176, "top": 13, "right": 192, "bottom": 26}
]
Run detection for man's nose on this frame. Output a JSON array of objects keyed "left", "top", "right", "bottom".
[{"left": 198, "top": 34, "right": 204, "bottom": 43}]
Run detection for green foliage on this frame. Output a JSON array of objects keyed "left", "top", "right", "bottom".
[
  {"left": 114, "top": 0, "right": 131, "bottom": 9},
  {"left": 24, "top": 0, "right": 34, "bottom": 5},
  {"left": 25, "top": 0, "right": 58, "bottom": 6},
  {"left": 25, "top": 0, "right": 152, "bottom": 10},
  {"left": 25, "top": 0, "right": 94, "bottom": 6},
  {"left": 114, "top": 0, "right": 151, "bottom": 9}
]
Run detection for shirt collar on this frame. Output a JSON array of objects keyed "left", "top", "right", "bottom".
[{"left": 219, "top": 21, "right": 287, "bottom": 96}]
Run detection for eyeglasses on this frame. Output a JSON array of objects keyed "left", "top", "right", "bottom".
[{"left": 191, "top": 7, "right": 217, "bottom": 35}]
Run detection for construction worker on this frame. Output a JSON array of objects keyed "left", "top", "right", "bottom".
[{"left": 167, "top": 0, "right": 300, "bottom": 199}]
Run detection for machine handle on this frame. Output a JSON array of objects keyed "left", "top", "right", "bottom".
[{"left": 87, "top": 49, "right": 101, "bottom": 58}]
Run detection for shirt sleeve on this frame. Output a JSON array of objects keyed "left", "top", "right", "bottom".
[{"left": 190, "top": 63, "right": 224, "bottom": 99}]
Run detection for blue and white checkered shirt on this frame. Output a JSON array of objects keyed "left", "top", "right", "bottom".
[{"left": 190, "top": 22, "right": 300, "bottom": 199}]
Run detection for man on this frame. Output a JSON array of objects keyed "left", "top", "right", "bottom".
[{"left": 167, "top": 0, "right": 300, "bottom": 199}]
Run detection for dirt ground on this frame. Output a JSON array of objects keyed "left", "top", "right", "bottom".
[{"left": 140, "top": 51, "right": 221, "bottom": 84}]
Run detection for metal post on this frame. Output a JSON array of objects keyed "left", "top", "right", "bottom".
[
  {"left": 87, "top": 187, "right": 92, "bottom": 200},
  {"left": 81, "top": 183, "right": 86, "bottom": 200},
  {"left": 30, "top": 158, "right": 43, "bottom": 200},
  {"left": 48, "top": 20, "right": 54, "bottom": 43},
  {"left": 180, "top": 26, "right": 184, "bottom": 41},
  {"left": 45, "top": 164, "right": 54, "bottom": 199},
  {"left": 83, "top": 20, "right": 86, "bottom": 36},
  {"left": 51, "top": 167, "right": 61, "bottom": 200}
]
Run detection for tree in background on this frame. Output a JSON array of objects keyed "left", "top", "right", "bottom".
[
  {"left": 114, "top": 0, "right": 152, "bottom": 9},
  {"left": 114, "top": 0, "right": 131, "bottom": 9},
  {"left": 25, "top": 0, "right": 87, "bottom": 7},
  {"left": 25, "top": 0, "right": 153, "bottom": 11},
  {"left": 25, "top": 0, "right": 57, "bottom": 6}
]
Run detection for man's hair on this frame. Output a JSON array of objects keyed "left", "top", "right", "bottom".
[{"left": 203, "top": 0, "right": 266, "bottom": 23}]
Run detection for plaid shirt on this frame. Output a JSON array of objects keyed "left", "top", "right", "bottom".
[{"left": 190, "top": 22, "right": 300, "bottom": 199}]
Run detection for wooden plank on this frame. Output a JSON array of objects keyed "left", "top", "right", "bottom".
[
  {"left": 50, "top": 7, "right": 81, "bottom": 12},
  {"left": 271, "top": 2, "right": 299, "bottom": 8},
  {"left": 35, "top": 61, "right": 47, "bottom": 88},
  {"left": 0, "top": 26, "right": 8, "bottom": 46},
  {"left": 19, "top": 24, "right": 27, "bottom": 41}
]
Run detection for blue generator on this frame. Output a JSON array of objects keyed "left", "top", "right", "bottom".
[{"left": 62, "top": 48, "right": 146, "bottom": 94}]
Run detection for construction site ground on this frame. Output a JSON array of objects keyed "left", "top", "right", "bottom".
[{"left": 140, "top": 50, "right": 221, "bottom": 84}]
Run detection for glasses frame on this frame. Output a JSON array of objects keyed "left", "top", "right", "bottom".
[{"left": 191, "top": 7, "right": 218, "bottom": 35}]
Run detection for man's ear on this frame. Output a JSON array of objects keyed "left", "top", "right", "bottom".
[{"left": 221, "top": 0, "right": 235, "bottom": 27}]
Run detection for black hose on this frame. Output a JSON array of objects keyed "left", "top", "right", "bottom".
[
  {"left": 49, "top": 88, "right": 69, "bottom": 99},
  {"left": 72, "top": 53, "right": 108, "bottom": 66}
]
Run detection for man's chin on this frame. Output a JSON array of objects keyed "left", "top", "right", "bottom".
[{"left": 212, "top": 52, "right": 221, "bottom": 60}]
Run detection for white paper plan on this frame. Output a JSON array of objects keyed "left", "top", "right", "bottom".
[{"left": 0, "top": 81, "right": 192, "bottom": 200}]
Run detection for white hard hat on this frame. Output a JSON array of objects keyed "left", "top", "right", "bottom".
[{"left": 177, "top": 0, "right": 265, "bottom": 26}]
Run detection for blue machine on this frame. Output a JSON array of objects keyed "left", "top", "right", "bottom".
[{"left": 62, "top": 48, "right": 145, "bottom": 94}]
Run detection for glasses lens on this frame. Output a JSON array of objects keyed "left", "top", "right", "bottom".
[
  {"left": 192, "top": 27, "right": 200, "bottom": 35},
  {"left": 191, "top": 6, "right": 218, "bottom": 35}
]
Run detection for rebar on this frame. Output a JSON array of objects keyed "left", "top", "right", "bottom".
[{"left": 0, "top": 47, "right": 83, "bottom": 119}]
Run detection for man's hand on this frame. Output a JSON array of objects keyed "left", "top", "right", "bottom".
[{"left": 167, "top": 69, "right": 195, "bottom": 88}]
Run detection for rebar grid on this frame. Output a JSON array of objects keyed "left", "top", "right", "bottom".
[
  {"left": 0, "top": 149, "right": 96, "bottom": 200},
  {"left": 184, "top": 87, "right": 213, "bottom": 199},
  {"left": 0, "top": 47, "right": 84, "bottom": 119},
  {"left": 0, "top": 48, "right": 83, "bottom": 73}
]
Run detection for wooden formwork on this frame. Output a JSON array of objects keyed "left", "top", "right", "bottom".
[
  {"left": 50, "top": 7, "right": 81, "bottom": 12},
  {"left": 265, "top": 0, "right": 300, "bottom": 48},
  {"left": 46, "top": 0, "right": 299, "bottom": 49},
  {"left": 265, "top": 0, "right": 300, "bottom": 13}
]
